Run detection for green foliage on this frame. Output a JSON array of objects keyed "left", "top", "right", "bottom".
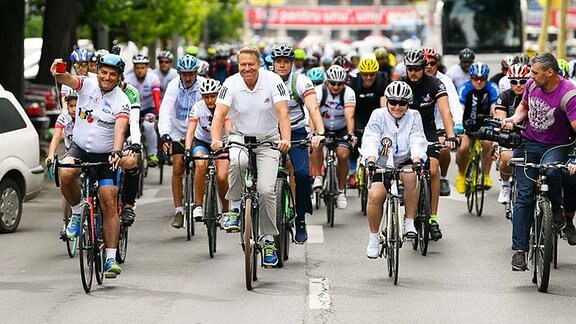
[
  {"left": 25, "top": 15, "right": 43, "bottom": 38},
  {"left": 206, "top": 0, "right": 243, "bottom": 43}
]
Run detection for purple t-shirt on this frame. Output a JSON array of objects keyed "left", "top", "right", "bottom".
[{"left": 522, "top": 78, "right": 576, "bottom": 144}]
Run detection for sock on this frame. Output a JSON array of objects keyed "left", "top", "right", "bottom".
[
  {"left": 71, "top": 203, "right": 82, "bottom": 215},
  {"left": 264, "top": 235, "right": 274, "bottom": 242},
  {"left": 105, "top": 248, "right": 117, "bottom": 261},
  {"left": 502, "top": 179, "right": 510, "bottom": 186},
  {"left": 370, "top": 232, "right": 379, "bottom": 239},
  {"left": 174, "top": 207, "right": 183, "bottom": 214},
  {"left": 404, "top": 218, "right": 414, "bottom": 227},
  {"left": 440, "top": 176, "right": 446, "bottom": 180},
  {"left": 338, "top": 189, "right": 345, "bottom": 194},
  {"left": 231, "top": 200, "right": 241, "bottom": 211}
]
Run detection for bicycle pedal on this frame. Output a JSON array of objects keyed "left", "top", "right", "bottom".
[{"left": 194, "top": 216, "right": 205, "bottom": 223}]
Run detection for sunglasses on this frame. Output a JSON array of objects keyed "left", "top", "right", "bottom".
[
  {"left": 73, "top": 62, "right": 88, "bottom": 68},
  {"left": 159, "top": 60, "right": 171, "bottom": 64},
  {"left": 407, "top": 66, "right": 424, "bottom": 72},
  {"left": 426, "top": 61, "right": 438, "bottom": 67},
  {"left": 510, "top": 79, "right": 528, "bottom": 85},
  {"left": 471, "top": 77, "right": 487, "bottom": 82},
  {"left": 388, "top": 99, "right": 409, "bottom": 106},
  {"left": 329, "top": 81, "right": 344, "bottom": 87}
]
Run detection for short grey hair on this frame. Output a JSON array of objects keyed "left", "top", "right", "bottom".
[{"left": 531, "top": 52, "right": 559, "bottom": 74}]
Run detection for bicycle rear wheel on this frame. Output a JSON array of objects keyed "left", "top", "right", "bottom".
[
  {"left": 274, "top": 178, "right": 288, "bottom": 268},
  {"left": 326, "top": 164, "right": 336, "bottom": 227},
  {"left": 184, "top": 172, "right": 194, "bottom": 241},
  {"left": 243, "top": 197, "right": 254, "bottom": 290},
  {"left": 418, "top": 178, "right": 431, "bottom": 256},
  {"left": 474, "top": 157, "right": 485, "bottom": 216},
  {"left": 116, "top": 224, "right": 128, "bottom": 264},
  {"left": 205, "top": 179, "right": 218, "bottom": 258},
  {"left": 535, "top": 198, "right": 553, "bottom": 292},
  {"left": 465, "top": 157, "right": 476, "bottom": 213},
  {"left": 78, "top": 203, "right": 93, "bottom": 293}
]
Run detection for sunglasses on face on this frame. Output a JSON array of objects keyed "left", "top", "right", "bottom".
[
  {"left": 388, "top": 99, "right": 409, "bottom": 106},
  {"left": 407, "top": 66, "right": 424, "bottom": 72},
  {"left": 426, "top": 61, "right": 438, "bottom": 67},
  {"left": 73, "top": 62, "right": 88, "bottom": 68},
  {"left": 471, "top": 77, "right": 487, "bottom": 82},
  {"left": 510, "top": 79, "right": 528, "bottom": 85},
  {"left": 329, "top": 81, "right": 344, "bottom": 87},
  {"left": 159, "top": 60, "right": 171, "bottom": 64}
]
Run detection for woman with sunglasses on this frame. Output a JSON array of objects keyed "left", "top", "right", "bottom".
[{"left": 362, "top": 81, "right": 428, "bottom": 258}]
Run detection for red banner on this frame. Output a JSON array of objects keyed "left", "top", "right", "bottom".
[
  {"left": 551, "top": 8, "right": 576, "bottom": 29},
  {"left": 248, "top": 6, "right": 417, "bottom": 28}
]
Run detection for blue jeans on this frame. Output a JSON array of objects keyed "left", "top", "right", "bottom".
[
  {"left": 512, "top": 138, "right": 568, "bottom": 251},
  {"left": 289, "top": 127, "right": 312, "bottom": 223}
]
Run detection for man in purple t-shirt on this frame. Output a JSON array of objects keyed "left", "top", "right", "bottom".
[{"left": 503, "top": 52, "right": 576, "bottom": 272}]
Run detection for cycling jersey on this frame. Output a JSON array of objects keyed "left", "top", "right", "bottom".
[
  {"left": 457, "top": 80, "right": 499, "bottom": 122},
  {"left": 402, "top": 74, "right": 447, "bottom": 141},
  {"left": 61, "top": 72, "right": 96, "bottom": 98},
  {"left": 188, "top": 100, "right": 227, "bottom": 143},
  {"left": 55, "top": 111, "right": 74, "bottom": 150},
  {"left": 72, "top": 77, "right": 131, "bottom": 153},
  {"left": 433, "top": 71, "right": 463, "bottom": 129},
  {"left": 125, "top": 69, "right": 161, "bottom": 110},
  {"left": 499, "top": 75, "right": 511, "bottom": 93},
  {"left": 445, "top": 64, "right": 470, "bottom": 88},
  {"left": 153, "top": 67, "right": 178, "bottom": 98},
  {"left": 495, "top": 88, "right": 522, "bottom": 118},
  {"left": 315, "top": 84, "right": 356, "bottom": 131},
  {"left": 121, "top": 82, "right": 142, "bottom": 145},
  {"left": 158, "top": 76, "right": 204, "bottom": 141},
  {"left": 285, "top": 72, "right": 316, "bottom": 129},
  {"left": 350, "top": 74, "right": 386, "bottom": 130}
]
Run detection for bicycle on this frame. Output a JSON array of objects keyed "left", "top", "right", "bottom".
[
  {"left": 318, "top": 132, "right": 349, "bottom": 228},
  {"left": 357, "top": 162, "right": 368, "bottom": 216},
  {"left": 463, "top": 117, "right": 490, "bottom": 217},
  {"left": 54, "top": 156, "right": 109, "bottom": 293},
  {"left": 367, "top": 165, "right": 414, "bottom": 285},
  {"left": 508, "top": 156, "right": 568, "bottom": 293},
  {"left": 116, "top": 170, "right": 129, "bottom": 264},
  {"left": 183, "top": 153, "right": 196, "bottom": 241},
  {"left": 189, "top": 148, "right": 228, "bottom": 258}
]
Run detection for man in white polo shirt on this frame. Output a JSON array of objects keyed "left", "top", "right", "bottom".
[{"left": 211, "top": 45, "right": 291, "bottom": 267}]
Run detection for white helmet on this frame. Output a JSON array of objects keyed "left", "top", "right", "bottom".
[
  {"left": 198, "top": 60, "right": 210, "bottom": 76},
  {"left": 384, "top": 81, "right": 413, "bottom": 102},
  {"left": 325, "top": 65, "right": 347, "bottom": 82},
  {"left": 199, "top": 78, "right": 222, "bottom": 95}
]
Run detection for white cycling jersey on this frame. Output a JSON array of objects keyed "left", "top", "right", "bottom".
[
  {"left": 61, "top": 72, "right": 96, "bottom": 98},
  {"left": 188, "top": 100, "right": 227, "bottom": 143},
  {"left": 72, "top": 77, "right": 131, "bottom": 153},
  {"left": 433, "top": 71, "right": 463, "bottom": 129},
  {"left": 315, "top": 84, "right": 356, "bottom": 131},
  {"left": 284, "top": 72, "right": 316, "bottom": 130},
  {"left": 158, "top": 76, "right": 205, "bottom": 141},
  {"left": 125, "top": 69, "right": 161, "bottom": 110},
  {"left": 499, "top": 75, "right": 511, "bottom": 93},
  {"left": 55, "top": 110, "right": 74, "bottom": 150},
  {"left": 153, "top": 67, "right": 178, "bottom": 98},
  {"left": 445, "top": 64, "right": 470, "bottom": 88}
]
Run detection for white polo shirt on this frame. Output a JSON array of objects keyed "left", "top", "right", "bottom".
[{"left": 217, "top": 69, "right": 290, "bottom": 137}]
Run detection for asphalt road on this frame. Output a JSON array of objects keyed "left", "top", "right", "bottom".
[{"left": 2, "top": 162, "right": 576, "bottom": 324}]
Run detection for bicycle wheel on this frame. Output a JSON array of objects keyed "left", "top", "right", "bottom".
[
  {"left": 358, "top": 165, "right": 368, "bottom": 216},
  {"left": 94, "top": 207, "right": 104, "bottom": 286},
  {"left": 393, "top": 199, "right": 400, "bottom": 285},
  {"left": 315, "top": 190, "right": 321, "bottom": 209},
  {"left": 78, "top": 203, "right": 93, "bottom": 293},
  {"left": 386, "top": 199, "right": 395, "bottom": 278},
  {"left": 184, "top": 172, "right": 193, "bottom": 241},
  {"left": 465, "top": 157, "right": 476, "bottom": 213},
  {"left": 116, "top": 224, "right": 129, "bottom": 264},
  {"left": 535, "top": 198, "right": 553, "bottom": 292},
  {"left": 474, "top": 156, "right": 485, "bottom": 216},
  {"left": 508, "top": 178, "right": 517, "bottom": 221},
  {"left": 158, "top": 150, "right": 164, "bottom": 185},
  {"left": 418, "top": 178, "right": 431, "bottom": 256},
  {"left": 205, "top": 179, "right": 218, "bottom": 258},
  {"left": 553, "top": 231, "right": 559, "bottom": 270},
  {"left": 327, "top": 164, "right": 336, "bottom": 227},
  {"left": 243, "top": 197, "right": 254, "bottom": 290},
  {"left": 64, "top": 205, "right": 78, "bottom": 258},
  {"left": 274, "top": 178, "right": 288, "bottom": 268},
  {"left": 137, "top": 152, "right": 146, "bottom": 198}
]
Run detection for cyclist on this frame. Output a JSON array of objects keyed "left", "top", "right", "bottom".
[
  {"left": 492, "top": 64, "right": 531, "bottom": 204},
  {"left": 454, "top": 62, "right": 499, "bottom": 194},
  {"left": 321, "top": 56, "right": 332, "bottom": 72},
  {"left": 362, "top": 81, "right": 428, "bottom": 258},
  {"left": 446, "top": 48, "right": 475, "bottom": 88},
  {"left": 303, "top": 56, "right": 319, "bottom": 75},
  {"left": 563, "top": 153, "right": 576, "bottom": 245},
  {"left": 423, "top": 47, "right": 463, "bottom": 196},
  {"left": 154, "top": 50, "right": 178, "bottom": 98},
  {"left": 125, "top": 54, "right": 162, "bottom": 167},
  {"left": 61, "top": 49, "right": 92, "bottom": 108},
  {"left": 184, "top": 79, "right": 231, "bottom": 222},
  {"left": 88, "top": 49, "right": 108, "bottom": 74},
  {"left": 307, "top": 67, "right": 325, "bottom": 86},
  {"left": 499, "top": 54, "right": 533, "bottom": 93},
  {"left": 375, "top": 48, "right": 394, "bottom": 83},
  {"left": 51, "top": 54, "right": 130, "bottom": 278},
  {"left": 294, "top": 49, "right": 306, "bottom": 73},
  {"left": 311, "top": 64, "right": 357, "bottom": 209},
  {"left": 502, "top": 53, "right": 576, "bottom": 271},
  {"left": 209, "top": 48, "right": 238, "bottom": 84},
  {"left": 271, "top": 44, "right": 325, "bottom": 244},
  {"left": 401, "top": 49, "right": 458, "bottom": 241},
  {"left": 158, "top": 54, "right": 204, "bottom": 229},
  {"left": 490, "top": 55, "right": 515, "bottom": 86},
  {"left": 348, "top": 52, "right": 361, "bottom": 78},
  {"left": 210, "top": 45, "right": 291, "bottom": 267},
  {"left": 197, "top": 60, "right": 210, "bottom": 78}
]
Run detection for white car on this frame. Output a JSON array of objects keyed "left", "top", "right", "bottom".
[{"left": 0, "top": 90, "right": 44, "bottom": 232}]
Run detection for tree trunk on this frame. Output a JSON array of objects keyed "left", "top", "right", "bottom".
[
  {"left": 35, "top": 0, "right": 78, "bottom": 84},
  {"left": 0, "top": 0, "right": 25, "bottom": 103}
]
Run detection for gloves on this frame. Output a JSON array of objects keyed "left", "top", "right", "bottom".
[
  {"left": 366, "top": 161, "right": 376, "bottom": 176},
  {"left": 446, "top": 137, "right": 459, "bottom": 148},
  {"left": 184, "top": 149, "right": 193, "bottom": 169},
  {"left": 412, "top": 161, "right": 422, "bottom": 174},
  {"left": 128, "top": 143, "right": 141, "bottom": 154},
  {"left": 454, "top": 123, "right": 464, "bottom": 135},
  {"left": 160, "top": 134, "right": 172, "bottom": 144}
]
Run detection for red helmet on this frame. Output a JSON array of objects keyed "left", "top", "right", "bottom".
[
  {"left": 422, "top": 47, "right": 440, "bottom": 60},
  {"left": 507, "top": 64, "right": 531, "bottom": 79}
]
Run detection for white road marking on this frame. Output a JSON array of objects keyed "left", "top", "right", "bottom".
[
  {"left": 307, "top": 225, "right": 324, "bottom": 243},
  {"left": 309, "top": 278, "right": 331, "bottom": 309}
]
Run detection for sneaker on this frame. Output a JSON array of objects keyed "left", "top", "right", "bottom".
[
  {"left": 224, "top": 209, "right": 240, "bottom": 232},
  {"left": 148, "top": 154, "right": 159, "bottom": 167},
  {"left": 562, "top": 223, "right": 576, "bottom": 246},
  {"left": 294, "top": 222, "right": 308, "bottom": 244},
  {"left": 366, "top": 234, "right": 380, "bottom": 259},
  {"left": 193, "top": 205, "right": 204, "bottom": 222},
  {"left": 336, "top": 193, "right": 347, "bottom": 209},
  {"left": 313, "top": 176, "right": 323, "bottom": 190},
  {"left": 404, "top": 220, "right": 417, "bottom": 239},
  {"left": 171, "top": 211, "right": 184, "bottom": 229},
  {"left": 439, "top": 179, "right": 451, "bottom": 196},
  {"left": 66, "top": 213, "right": 81, "bottom": 239},
  {"left": 512, "top": 250, "right": 527, "bottom": 271},
  {"left": 263, "top": 241, "right": 278, "bottom": 267},
  {"left": 122, "top": 206, "right": 136, "bottom": 226},
  {"left": 429, "top": 220, "right": 443, "bottom": 241},
  {"left": 455, "top": 173, "right": 466, "bottom": 194},
  {"left": 553, "top": 209, "right": 566, "bottom": 230},
  {"left": 347, "top": 175, "right": 357, "bottom": 189},
  {"left": 104, "top": 258, "right": 122, "bottom": 278},
  {"left": 484, "top": 175, "right": 493, "bottom": 190},
  {"left": 498, "top": 184, "right": 511, "bottom": 204}
]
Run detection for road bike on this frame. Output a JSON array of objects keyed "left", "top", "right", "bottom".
[
  {"left": 463, "top": 118, "right": 489, "bottom": 217},
  {"left": 183, "top": 154, "right": 196, "bottom": 241},
  {"left": 317, "top": 132, "right": 349, "bottom": 227}
]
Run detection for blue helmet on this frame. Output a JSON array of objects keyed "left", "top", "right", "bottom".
[
  {"left": 98, "top": 54, "right": 125, "bottom": 73},
  {"left": 177, "top": 54, "right": 200, "bottom": 72},
  {"left": 469, "top": 62, "right": 490, "bottom": 78},
  {"left": 307, "top": 67, "right": 325, "bottom": 83},
  {"left": 69, "top": 49, "right": 91, "bottom": 63}
]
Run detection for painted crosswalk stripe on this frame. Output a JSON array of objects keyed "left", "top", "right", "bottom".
[{"left": 309, "top": 278, "right": 331, "bottom": 309}]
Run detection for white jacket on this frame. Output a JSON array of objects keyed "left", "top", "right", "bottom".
[{"left": 158, "top": 76, "right": 205, "bottom": 141}]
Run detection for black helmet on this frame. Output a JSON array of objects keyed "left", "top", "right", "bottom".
[
  {"left": 404, "top": 49, "right": 425, "bottom": 67},
  {"left": 459, "top": 48, "right": 475, "bottom": 62}
]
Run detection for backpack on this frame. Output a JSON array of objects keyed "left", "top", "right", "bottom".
[
  {"left": 320, "top": 84, "right": 346, "bottom": 110},
  {"left": 290, "top": 72, "right": 306, "bottom": 125}
]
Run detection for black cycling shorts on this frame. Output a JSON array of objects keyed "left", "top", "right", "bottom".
[{"left": 67, "top": 142, "right": 117, "bottom": 186}]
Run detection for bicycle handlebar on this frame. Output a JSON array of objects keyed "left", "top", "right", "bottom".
[
  {"left": 507, "top": 157, "right": 568, "bottom": 170},
  {"left": 53, "top": 155, "right": 110, "bottom": 188}
]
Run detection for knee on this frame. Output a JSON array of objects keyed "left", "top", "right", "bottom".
[{"left": 216, "top": 172, "right": 228, "bottom": 185}]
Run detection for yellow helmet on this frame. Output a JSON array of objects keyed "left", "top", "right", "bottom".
[{"left": 358, "top": 57, "right": 379, "bottom": 73}]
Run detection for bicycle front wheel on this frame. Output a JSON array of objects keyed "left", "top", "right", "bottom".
[
  {"left": 78, "top": 203, "right": 93, "bottom": 293},
  {"left": 94, "top": 208, "right": 105, "bottom": 286},
  {"left": 64, "top": 205, "right": 77, "bottom": 258},
  {"left": 465, "top": 157, "right": 476, "bottom": 213},
  {"left": 393, "top": 199, "right": 401, "bottom": 285},
  {"left": 535, "top": 198, "right": 553, "bottom": 292},
  {"left": 243, "top": 197, "right": 254, "bottom": 290},
  {"left": 474, "top": 157, "right": 485, "bottom": 216},
  {"left": 205, "top": 179, "right": 218, "bottom": 258},
  {"left": 185, "top": 172, "right": 194, "bottom": 241},
  {"left": 274, "top": 178, "right": 288, "bottom": 268},
  {"left": 386, "top": 199, "right": 395, "bottom": 278},
  {"left": 418, "top": 178, "right": 431, "bottom": 256},
  {"left": 326, "top": 164, "right": 337, "bottom": 227}
]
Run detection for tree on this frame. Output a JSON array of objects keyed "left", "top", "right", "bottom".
[
  {"left": 205, "top": 0, "right": 243, "bottom": 44},
  {"left": 0, "top": 0, "right": 25, "bottom": 102}
]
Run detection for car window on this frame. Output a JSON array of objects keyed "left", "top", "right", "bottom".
[{"left": 0, "top": 98, "right": 27, "bottom": 133}]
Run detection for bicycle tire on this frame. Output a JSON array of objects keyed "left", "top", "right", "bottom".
[
  {"left": 418, "top": 178, "right": 431, "bottom": 256},
  {"left": 284, "top": 182, "right": 293, "bottom": 262},
  {"left": 475, "top": 157, "right": 485, "bottom": 216},
  {"left": 465, "top": 157, "right": 476, "bottom": 213},
  {"left": 137, "top": 152, "right": 146, "bottom": 198},
  {"left": 386, "top": 199, "right": 394, "bottom": 278},
  {"left": 78, "top": 203, "right": 93, "bottom": 293},
  {"left": 358, "top": 165, "right": 368, "bottom": 216},
  {"left": 508, "top": 178, "right": 517, "bottom": 221},
  {"left": 94, "top": 205, "right": 104, "bottom": 286},
  {"left": 243, "top": 197, "right": 254, "bottom": 290},
  {"left": 315, "top": 190, "right": 321, "bottom": 209},
  {"left": 185, "top": 172, "right": 193, "bottom": 241},
  {"left": 274, "top": 178, "right": 288, "bottom": 268},
  {"left": 393, "top": 198, "right": 400, "bottom": 285},
  {"left": 64, "top": 205, "right": 78, "bottom": 258},
  {"left": 553, "top": 231, "right": 558, "bottom": 270},
  {"left": 117, "top": 224, "right": 128, "bottom": 264},
  {"left": 158, "top": 150, "right": 164, "bottom": 185},
  {"left": 536, "top": 198, "right": 553, "bottom": 292},
  {"left": 327, "top": 163, "right": 336, "bottom": 227},
  {"left": 205, "top": 179, "right": 218, "bottom": 258}
]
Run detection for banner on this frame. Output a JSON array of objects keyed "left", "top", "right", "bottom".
[{"left": 551, "top": 8, "right": 576, "bottom": 29}]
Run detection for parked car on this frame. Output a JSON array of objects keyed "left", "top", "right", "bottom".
[
  {"left": 24, "top": 81, "right": 59, "bottom": 135},
  {"left": 0, "top": 89, "right": 44, "bottom": 233}
]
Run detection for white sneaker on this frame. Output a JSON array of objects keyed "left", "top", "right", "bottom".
[
  {"left": 313, "top": 176, "right": 323, "bottom": 190},
  {"left": 366, "top": 234, "right": 380, "bottom": 259},
  {"left": 193, "top": 205, "right": 204, "bottom": 221},
  {"left": 337, "top": 193, "right": 347, "bottom": 209},
  {"left": 498, "top": 184, "right": 511, "bottom": 204}
]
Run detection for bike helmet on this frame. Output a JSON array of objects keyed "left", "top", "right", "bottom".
[
  {"left": 177, "top": 54, "right": 200, "bottom": 72},
  {"left": 304, "top": 56, "right": 318, "bottom": 67},
  {"left": 469, "top": 62, "right": 490, "bottom": 78},
  {"left": 459, "top": 48, "right": 475, "bottom": 62},
  {"left": 384, "top": 81, "right": 413, "bottom": 102},
  {"left": 307, "top": 67, "right": 325, "bottom": 83},
  {"left": 374, "top": 48, "right": 389, "bottom": 59},
  {"left": 199, "top": 78, "right": 222, "bottom": 95},
  {"left": 132, "top": 54, "right": 149, "bottom": 64},
  {"left": 558, "top": 58, "right": 570, "bottom": 77},
  {"left": 513, "top": 53, "right": 530, "bottom": 65},
  {"left": 90, "top": 49, "right": 108, "bottom": 63},
  {"left": 69, "top": 49, "right": 91, "bottom": 63},
  {"left": 186, "top": 46, "right": 199, "bottom": 56},
  {"left": 404, "top": 49, "right": 425, "bottom": 67},
  {"left": 98, "top": 54, "right": 125, "bottom": 74},
  {"left": 65, "top": 90, "right": 78, "bottom": 101},
  {"left": 197, "top": 60, "right": 210, "bottom": 76},
  {"left": 215, "top": 48, "right": 229, "bottom": 59},
  {"left": 322, "top": 56, "right": 333, "bottom": 66},
  {"left": 507, "top": 64, "right": 531, "bottom": 79},
  {"left": 271, "top": 44, "right": 294, "bottom": 61},
  {"left": 357, "top": 57, "right": 379, "bottom": 73},
  {"left": 264, "top": 55, "right": 274, "bottom": 70},
  {"left": 501, "top": 55, "right": 515, "bottom": 69},
  {"left": 332, "top": 56, "right": 351, "bottom": 72},
  {"left": 157, "top": 50, "right": 174, "bottom": 61},
  {"left": 294, "top": 49, "right": 306, "bottom": 60},
  {"left": 422, "top": 47, "right": 440, "bottom": 60},
  {"left": 325, "top": 65, "right": 347, "bottom": 82}
]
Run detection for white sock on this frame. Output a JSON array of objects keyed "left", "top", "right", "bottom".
[
  {"left": 71, "top": 203, "right": 82, "bottom": 215},
  {"left": 264, "top": 235, "right": 274, "bottom": 242},
  {"left": 231, "top": 200, "right": 241, "bottom": 211},
  {"left": 338, "top": 189, "right": 345, "bottom": 194},
  {"left": 315, "top": 176, "right": 322, "bottom": 180},
  {"left": 440, "top": 176, "right": 446, "bottom": 180},
  {"left": 370, "top": 232, "right": 379, "bottom": 240},
  {"left": 174, "top": 207, "right": 183, "bottom": 214},
  {"left": 404, "top": 218, "right": 414, "bottom": 227},
  {"left": 105, "top": 248, "right": 117, "bottom": 261},
  {"left": 502, "top": 180, "right": 510, "bottom": 186}
]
